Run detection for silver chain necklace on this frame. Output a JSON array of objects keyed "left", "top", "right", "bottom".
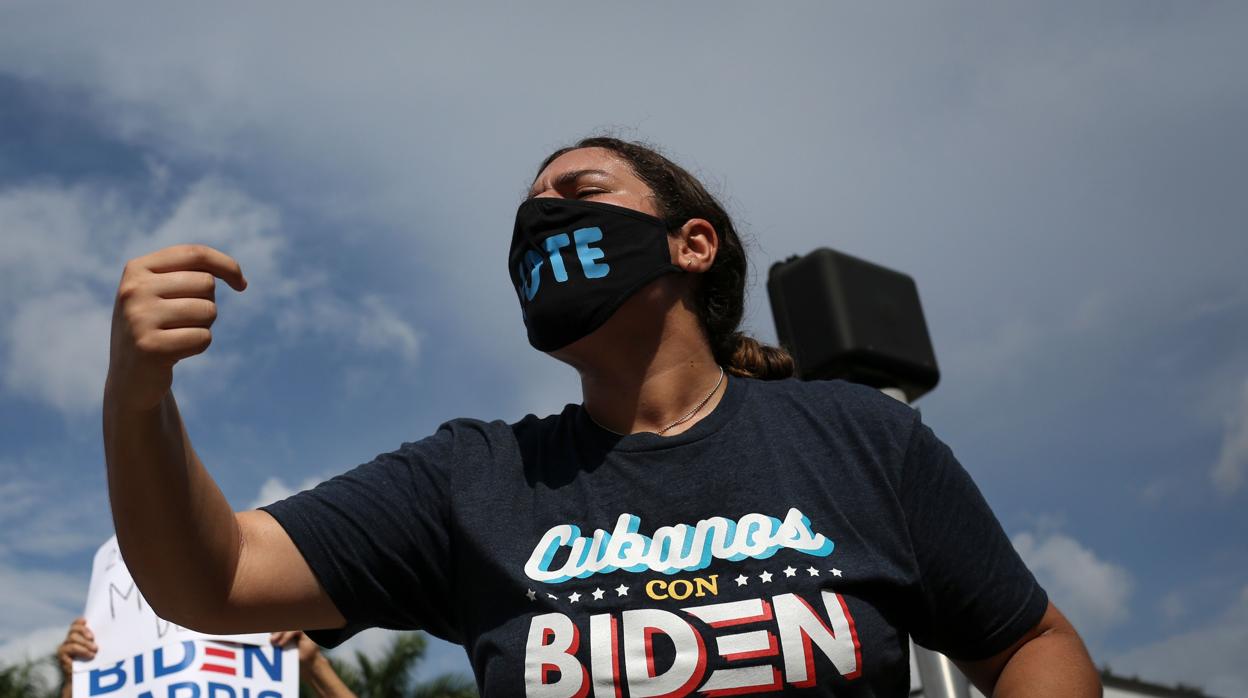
[{"left": 589, "top": 365, "right": 726, "bottom": 437}]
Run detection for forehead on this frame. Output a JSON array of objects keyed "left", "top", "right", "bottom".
[{"left": 533, "top": 147, "right": 641, "bottom": 186}]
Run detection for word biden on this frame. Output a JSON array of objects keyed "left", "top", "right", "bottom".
[
  {"left": 88, "top": 640, "right": 283, "bottom": 698},
  {"left": 526, "top": 590, "right": 863, "bottom": 696}
]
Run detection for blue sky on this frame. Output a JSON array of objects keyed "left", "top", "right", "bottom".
[{"left": 0, "top": 3, "right": 1246, "bottom": 694}]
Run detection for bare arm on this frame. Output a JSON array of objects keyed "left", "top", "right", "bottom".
[
  {"left": 272, "top": 631, "right": 357, "bottom": 698},
  {"left": 104, "top": 244, "right": 343, "bottom": 633},
  {"left": 953, "top": 601, "right": 1101, "bottom": 697}
]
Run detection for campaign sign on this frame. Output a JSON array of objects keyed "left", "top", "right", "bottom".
[{"left": 71, "top": 538, "right": 298, "bottom": 698}]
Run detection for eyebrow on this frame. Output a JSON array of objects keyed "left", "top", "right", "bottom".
[{"left": 527, "top": 168, "right": 613, "bottom": 199}]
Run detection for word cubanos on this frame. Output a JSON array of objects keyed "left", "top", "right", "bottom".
[{"left": 525, "top": 508, "right": 834, "bottom": 583}]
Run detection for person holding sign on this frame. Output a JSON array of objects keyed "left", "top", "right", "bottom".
[
  {"left": 103, "top": 137, "right": 1100, "bottom": 696},
  {"left": 56, "top": 620, "right": 354, "bottom": 698}
]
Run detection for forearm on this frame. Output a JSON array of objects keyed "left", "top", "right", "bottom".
[
  {"left": 991, "top": 627, "right": 1100, "bottom": 697},
  {"left": 104, "top": 387, "right": 240, "bottom": 629},
  {"left": 300, "top": 656, "right": 356, "bottom": 698}
]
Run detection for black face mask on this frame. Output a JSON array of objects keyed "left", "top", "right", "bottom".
[{"left": 509, "top": 197, "right": 683, "bottom": 351}]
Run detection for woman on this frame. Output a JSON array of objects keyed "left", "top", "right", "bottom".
[{"left": 104, "top": 137, "right": 1099, "bottom": 695}]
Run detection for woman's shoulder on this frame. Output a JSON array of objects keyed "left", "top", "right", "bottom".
[
  {"left": 748, "top": 376, "right": 918, "bottom": 422},
  {"left": 742, "top": 377, "right": 927, "bottom": 482},
  {"left": 426, "top": 403, "right": 581, "bottom": 449}
]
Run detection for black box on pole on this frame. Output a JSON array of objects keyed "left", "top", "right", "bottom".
[{"left": 767, "top": 248, "right": 940, "bottom": 402}]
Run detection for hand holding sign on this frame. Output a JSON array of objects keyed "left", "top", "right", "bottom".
[
  {"left": 59, "top": 619, "right": 98, "bottom": 683},
  {"left": 106, "top": 244, "right": 247, "bottom": 413},
  {"left": 71, "top": 538, "right": 297, "bottom": 698}
]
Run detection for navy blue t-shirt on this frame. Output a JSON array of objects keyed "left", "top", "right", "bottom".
[{"left": 262, "top": 376, "right": 1047, "bottom": 696}]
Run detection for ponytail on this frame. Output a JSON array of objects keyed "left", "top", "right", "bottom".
[{"left": 720, "top": 332, "right": 795, "bottom": 380}]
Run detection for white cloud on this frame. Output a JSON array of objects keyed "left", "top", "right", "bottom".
[
  {"left": 1159, "top": 591, "right": 1187, "bottom": 623},
  {"left": 354, "top": 297, "right": 421, "bottom": 362},
  {"left": 0, "top": 183, "right": 124, "bottom": 298},
  {"left": 1211, "top": 377, "right": 1248, "bottom": 496},
  {"left": 275, "top": 293, "right": 422, "bottom": 364},
  {"left": 128, "top": 178, "right": 283, "bottom": 295},
  {"left": 0, "top": 177, "right": 275, "bottom": 415},
  {"left": 247, "top": 474, "right": 326, "bottom": 510},
  {"left": 0, "top": 563, "right": 85, "bottom": 648},
  {"left": 0, "top": 469, "right": 102, "bottom": 672},
  {"left": 0, "top": 500, "right": 108, "bottom": 560},
  {"left": 1012, "top": 529, "right": 1133, "bottom": 641},
  {"left": 3, "top": 291, "right": 112, "bottom": 414},
  {"left": 0, "top": 175, "right": 422, "bottom": 417},
  {"left": 1109, "top": 586, "right": 1248, "bottom": 698},
  {"left": 1, "top": 2, "right": 1245, "bottom": 430},
  {"left": 0, "top": 466, "right": 110, "bottom": 559}
]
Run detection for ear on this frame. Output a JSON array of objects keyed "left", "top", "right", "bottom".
[{"left": 672, "top": 218, "right": 719, "bottom": 273}]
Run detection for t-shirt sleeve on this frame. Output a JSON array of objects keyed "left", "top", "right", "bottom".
[
  {"left": 898, "top": 413, "right": 1049, "bottom": 660},
  {"left": 260, "top": 424, "right": 461, "bottom": 647}
]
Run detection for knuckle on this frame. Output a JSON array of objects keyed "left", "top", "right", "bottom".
[
  {"left": 121, "top": 259, "right": 143, "bottom": 283},
  {"left": 184, "top": 244, "right": 210, "bottom": 263},
  {"left": 196, "top": 272, "right": 217, "bottom": 294},
  {"left": 116, "top": 280, "right": 143, "bottom": 301},
  {"left": 133, "top": 334, "right": 163, "bottom": 356},
  {"left": 122, "top": 306, "right": 147, "bottom": 329}
]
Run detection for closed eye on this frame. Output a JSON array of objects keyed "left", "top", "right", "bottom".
[{"left": 528, "top": 168, "right": 615, "bottom": 200}]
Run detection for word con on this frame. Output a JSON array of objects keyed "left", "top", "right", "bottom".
[
  {"left": 524, "top": 508, "right": 834, "bottom": 583},
  {"left": 518, "top": 227, "right": 610, "bottom": 301},
  {"left": 645, "top": 575, "right": 719, "bottom": 601},
  {"left": 88, "top": 641, "right": 282, "bottom": 697},
  {"left": 525, "top": 590, "right": 862, "bottom": 697}
]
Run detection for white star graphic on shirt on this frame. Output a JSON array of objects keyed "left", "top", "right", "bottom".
[
  {"left": 759, "top": 571, "right": 773, "bottom": 583},
  {"left": 783, "top": 566, "right": 797, "bottom": 578},
  {"left": 592, "top": 588, "right": 605, "bottom": 601},
  {"left": 569, "top": 592, "right": 581, "bottom": 604},
  {"left": 830, "top": 568, "right": 843, "bottom": 577},
  {"left": 525, "top": 589, "right": 536, "bottom": 601},
  {"left": 547, "top": 593, "right": 558, "bottom": 600},
  {"left": 615, "top": 584, "right": 630, "bottom": 597},
  {"left": 806, "top": 566, "right": 820, "bottom": 577},
  {"left": 734, "top": 574, "right": 749, "bottom": 587}
]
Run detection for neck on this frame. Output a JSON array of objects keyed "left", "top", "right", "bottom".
[{"left": 576, "top": 325, "right": 726, "bottom": 437}]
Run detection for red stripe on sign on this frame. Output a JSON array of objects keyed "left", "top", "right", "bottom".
[
  {"left": 200, "top": 664, "right": 236, "bottom": 675},
  {"left": 204, "top": 647, "right": 236, "bottom": 659}
]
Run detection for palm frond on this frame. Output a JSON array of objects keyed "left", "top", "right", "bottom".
[
  {"left": 407, "top": 673, "right": 477, "bottom": 698},
  {"left": 326, "top": 632, "right": 475, "bottom": 698},
  {"left": 0, "top": 657, "right": 54, "bottom": 698}
]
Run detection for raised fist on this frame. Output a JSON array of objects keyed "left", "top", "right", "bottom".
[{"left": 106, "top": 244, "right": 246, "bottom": 412}]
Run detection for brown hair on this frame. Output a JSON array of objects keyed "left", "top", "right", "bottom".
[{"left": 537, "top": 137, "right": 794, "bottom": 380}]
